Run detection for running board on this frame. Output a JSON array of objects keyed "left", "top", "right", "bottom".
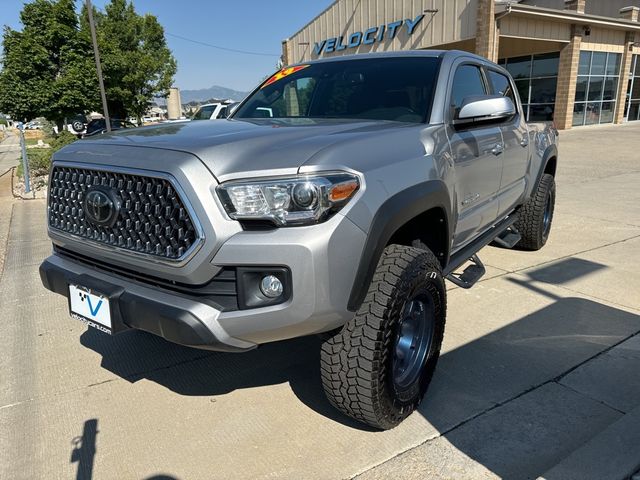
[
  {"left": 446, "top": 254, "right": 486, "bottom": 289},
  {"left": 444, "top": 214, "right": 519, "bottom": 277},
  {"left": 492, "top": 226, "right": 522, "bottom": 249}
]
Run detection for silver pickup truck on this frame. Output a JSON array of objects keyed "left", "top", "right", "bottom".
[{"left": 40, "top": 50, "right": 558, "bottom": 429}]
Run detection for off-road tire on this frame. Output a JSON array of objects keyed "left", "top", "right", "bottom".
[
  {"left": 515, "top": 173, "right": 555, "bottom": 251},
  {"left": 320, "top": 244, "right": 446, "bottom": 430}
]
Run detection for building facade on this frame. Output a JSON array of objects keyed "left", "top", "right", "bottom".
[{"left": 282, "top": 0, "right": 640, "bottom": 129}]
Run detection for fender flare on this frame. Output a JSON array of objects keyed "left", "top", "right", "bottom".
[
  {"left": 347, "top": 180, "right": 452, "bottom": 312},
  {"left": 532, "top": 143, "right": 558, "bottom": 193}
]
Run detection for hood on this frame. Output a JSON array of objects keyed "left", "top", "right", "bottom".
[{"left": 74, "top": 118, "right": 418, "bottom": 181}]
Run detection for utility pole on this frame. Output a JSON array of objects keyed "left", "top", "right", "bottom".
[{"left": 86, "top": 0, "right": 111, "bottom": 132}]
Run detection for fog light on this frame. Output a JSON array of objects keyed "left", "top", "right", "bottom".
[{"left": 260, "top": 275, "right": 283, "bottom": 298}]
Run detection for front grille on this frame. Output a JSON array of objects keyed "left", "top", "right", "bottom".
[
  {"left": 48, "top": 166, "right": 201, "bottom": 261},
  {"left": 54, "top": 246, "right": 238, "bottom": 311}
]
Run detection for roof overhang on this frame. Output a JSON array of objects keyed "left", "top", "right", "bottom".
[{"left": 496, "top": 3, "right": 640, "bottom": 32}]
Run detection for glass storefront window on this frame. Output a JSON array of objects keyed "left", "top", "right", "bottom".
[
  {"left": 529, "top": 104, "right": 555, "bottom": 121},
  {"left": 573, "top": 51, "right": 621, "bottom": 126},
  {"left": 629, "top": 101, "right": 640, "bottom": 122},
  {"left": 591, "top": 52, "right": 607, "bottom": 76},
  {"left": 575, "top": 77, "right": 588, "bottom": 102},
  {"left": 625, "top": 55, "right": 640, "bottom": 122},
  {"left": 587, "top": 77, "right": 604, "bottom": 101},
  {"left": 505, "top": 55, "right": 532, "bottom": 80},
  {"left": 573, "top": 102, "right": 585, "bottom": 126},
  {"left": 578, "top": 52, "right": 591, "bottom": 75},
  {"left": 585, "top": 102, "right": 601, "bottom": 125},
  {"left": 531, "top": 53, "right": 560, "bottom": 77},
  {"left": 530, "top": 78, "right": 558, "bottom": 104},
  {"left": 500, "top": 52, "right": 560, "bottom": 122},
  {"left": 602, "top": 78, "right": 616, "bottom": 101},
  {"left": 631, "top": 74, "right": 640, "bottom": 100},
  {"left": 600, "top": 102, "right": 615, "bottom": 124},
  {"left": 514, "top": 79, "right": 529, "bottom": 104},
  {"left": 606, "top": 54, "right": 621, "bottom": 76}
]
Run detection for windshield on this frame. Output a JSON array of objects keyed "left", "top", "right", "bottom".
[{"left": 234, "top": 57, "right": 440, "bottom": 124}]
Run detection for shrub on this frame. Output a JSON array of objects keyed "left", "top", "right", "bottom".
[
  {"left": 17, "top": 148, "right": 52, "bottom": 178},
  {"left": 50, "top": 130, "right": 78, "bottom": 150},
  {"left": 16, "top": 130, "right": 77, "bottom": 179}
]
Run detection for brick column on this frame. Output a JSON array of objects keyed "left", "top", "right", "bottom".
[
  {"left": 554, "top": 25, "right": 582, "bottom": 130},
  {"left": 614, "top": 33, "right": 636, "bottom": 123},
  {"left": 281, "top": 39, "right": 292, "bottom": 66},
  {"left": 564, "top": 0, "right": 586, "bottom": 13},
  {"left": 620, "top": 6, "right": 639, "bottom": 22},
  {"left": 614, "top": 7, "right": 639, "bottom": 123},
  {"left": 475, "top": 0, "right": 498, "bottom": 62}
]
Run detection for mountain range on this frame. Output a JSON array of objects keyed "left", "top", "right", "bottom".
[{"left": 179, "top": 85, "right": 250, "bottom": 103}]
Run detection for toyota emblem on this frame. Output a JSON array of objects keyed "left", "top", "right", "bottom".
[{"left": 84, "top": 188, "right": 119, "bottom": 226}]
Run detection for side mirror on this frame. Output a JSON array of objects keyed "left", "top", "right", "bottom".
[{"left": 455, "top": 95, "right": 516, "bottom": 125}]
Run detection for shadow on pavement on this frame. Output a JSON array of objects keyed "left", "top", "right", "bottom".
[
  {"left": 79, "top": 258, "right": 640, "bottom": 477},
  {"left": 70, "top": 419, "right": 98, "bottom": 480},
  {"left": 412, "top": 258, "right": 639, "bottom": 479},
  {"left": 523, "top": 257, "right": 607, "bottom": 285},
  {"left": 79, "top": 329, "right": 372, "bottom": 431}
]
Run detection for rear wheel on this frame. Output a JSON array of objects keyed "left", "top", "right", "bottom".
[
  {"left": 515, "top": 173, "right": 555, "bottom": 251},
  {"left": 320, "top": 244, "right": 446, "bottom": 430}
]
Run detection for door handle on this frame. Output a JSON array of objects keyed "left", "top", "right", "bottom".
[
  {"left": 520, "top": 138, "right": 529, "bottom": 148},
  {"left": 491, "top": 143, "right": 505, "bottom": 155}
]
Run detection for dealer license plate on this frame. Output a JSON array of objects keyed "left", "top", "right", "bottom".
[{"left": 69, "top": 285, "right": 112, "bottom": 334}]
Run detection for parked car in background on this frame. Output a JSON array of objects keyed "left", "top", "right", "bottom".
[
  {"left": 84, "top": 118, "right": 137, "bottom": 136},
  {"left": 191, "top": 102, "right": 234, "bottom": 120},
  {"left": 66, "top": 115, "right": 88, "bottom": 137},
  {"left": 25, "top": 120, "right": 43, "bottom": 130}
]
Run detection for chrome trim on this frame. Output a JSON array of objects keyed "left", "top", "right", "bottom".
[{"left": 48, "top": 161, "right": 206, "bottom": 268}]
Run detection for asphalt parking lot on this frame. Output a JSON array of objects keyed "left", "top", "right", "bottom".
[{"left": 1, "top": 123, "right": 640, "bottom": 480}]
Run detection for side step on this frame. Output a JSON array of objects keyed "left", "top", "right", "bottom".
[
  {"left": 446, "top": 254, "right": 486, "bottom": 289},
  {"left": 492, "top": 226, "right": 522, "bottom": 249}
]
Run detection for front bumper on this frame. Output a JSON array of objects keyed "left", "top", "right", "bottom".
[
  {"left": 40, "top": 255, "right": 256, "bottom": 352},
  {"left": 40, "top": 212, "right": 367, "bottom": 352}
]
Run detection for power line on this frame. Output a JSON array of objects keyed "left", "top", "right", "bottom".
[{"left": 166, "top": 33, "right": 280, "bottom": 57}]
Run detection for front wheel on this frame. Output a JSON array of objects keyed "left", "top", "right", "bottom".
[
  {"left": 320, "top": 244, "right": 446, "bottom": 430},
  {"left": 515, "top": 173, "right": 556, "bottom": 251}
]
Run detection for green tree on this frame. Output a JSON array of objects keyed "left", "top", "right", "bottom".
[
  {"left": 0, "top": 0, "right": 97, "bottom": 126},
  {"left": 80, "top": 0, "right": 177, "bottom": 120},
  {"left": 0, "top": 0, "right": 176, "bottom": 125}
]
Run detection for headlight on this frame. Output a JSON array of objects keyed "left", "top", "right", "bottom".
[{"left": 217, "top": 172, "right": 360, "bottom": 226}]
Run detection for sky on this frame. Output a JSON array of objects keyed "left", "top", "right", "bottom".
[{"left": 0, "top": 0, "right": 334, "bottom": 91}]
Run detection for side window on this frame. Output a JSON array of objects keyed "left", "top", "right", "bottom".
[
  {"left": 488, "top": 70, "right": 517, "bottom": 109},
  {"left": 450, "top": 64, "right": 486, "bottom": 117},
  {"left": 193, "top": 105, "right": 215, "bottom": 120}
]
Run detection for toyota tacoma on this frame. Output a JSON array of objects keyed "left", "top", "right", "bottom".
[{"left": 40, "top": 50, "right": 558, "bottom": 429}]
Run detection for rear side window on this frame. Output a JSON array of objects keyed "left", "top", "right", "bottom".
[
  {"left": 488, "top": 70, "right": 517, "bottom": 108},
  {"left": 450, "top": 65, "right": 486, "bottom": 116},
  {"left": 193, "top": 105, "right": 215, "bottom": 120}
]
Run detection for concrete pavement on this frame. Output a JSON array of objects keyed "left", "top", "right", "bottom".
[
  {"left": 1, "top": 123, "right": 639, "bottom": 479},
  {"left": 0, "top": 130, "right": 20, "bottom": 175},
  {"left": 0, "top": 131, "right": 20, "bottom": 279}
]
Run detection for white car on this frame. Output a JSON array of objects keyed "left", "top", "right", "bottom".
[{"left": 191, "top": 102, "right": 233, "bottom": 120}]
